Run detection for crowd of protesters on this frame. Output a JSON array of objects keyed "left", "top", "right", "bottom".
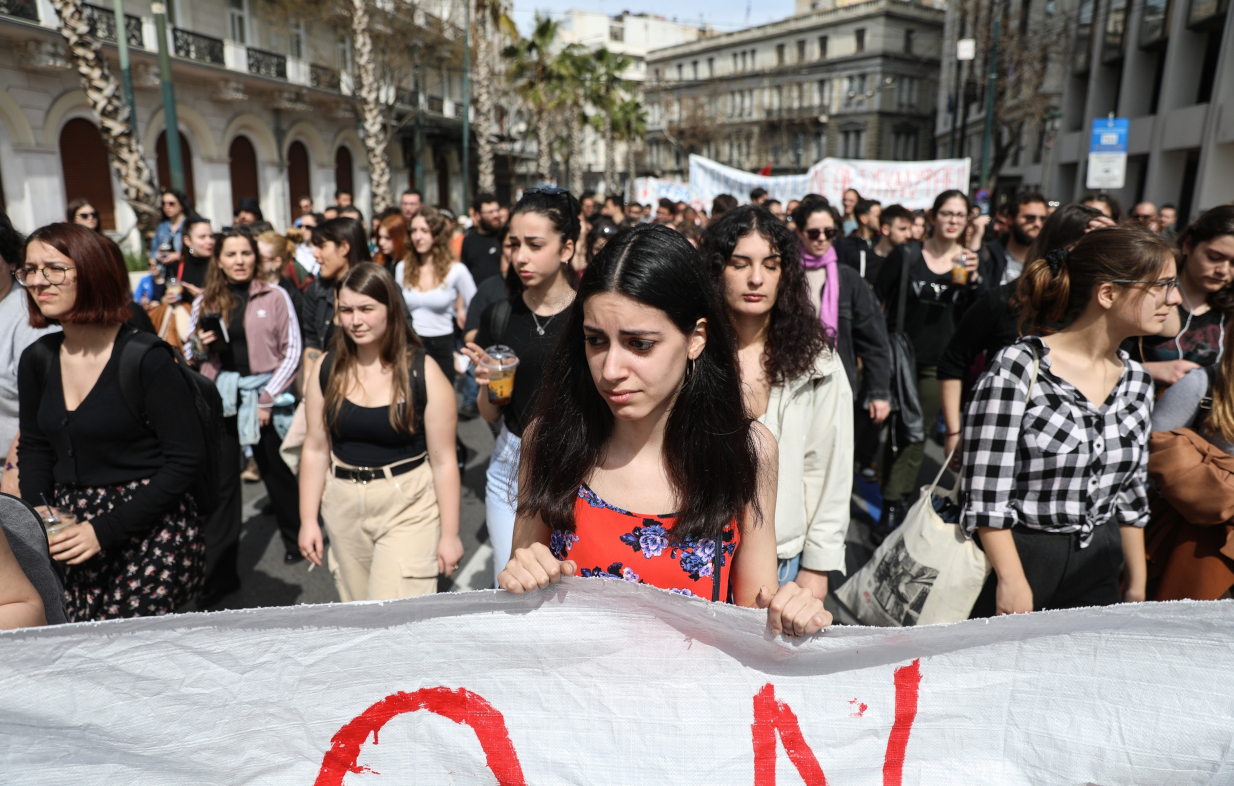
[{"left": 1, "top": 175, "right": 1232, "bottom": 632}]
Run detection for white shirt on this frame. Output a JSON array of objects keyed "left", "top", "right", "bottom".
[
  {"left": 393, "top": 261, "right": 478, "bottom": 338},
  {"left": 0, "top": 285, "right": 58, "bottom": 474}
]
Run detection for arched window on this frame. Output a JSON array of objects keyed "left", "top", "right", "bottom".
[
  {"left": 156, "top": 131, "right": 197, "bottom": 210},
  {"left": 228, "top": 135, "right": 259, "bottom": 214},
  {"left": 60, "top": 118, "right": 116, "bottom": 230},
  {"left": 334, "top": 146, "right": 353, "bottom": 198},
  {"left": 287, "top": 140, "right": 310, "bottom": 221}
]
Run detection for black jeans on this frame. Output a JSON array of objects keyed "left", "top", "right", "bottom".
[
  {"left": 420, "top": 333, "right": 456, "bottom": 384},
  {"left": 969, "top": 519, "right": 1124, "bottom": 617},
  {"left": 250, "top": 420, "right": 302, "bottom": 554},
  {"left": 201, "top": 416, "right": 242, "bottom": 596}
]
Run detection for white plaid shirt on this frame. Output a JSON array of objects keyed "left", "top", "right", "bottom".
[{"left": 960, "top": 337, "right": 1153, "bottom": 547}]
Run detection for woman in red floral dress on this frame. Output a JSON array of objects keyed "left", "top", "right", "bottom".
[{"left": 499, "top": 223, "right": 830, "bottom": 637}]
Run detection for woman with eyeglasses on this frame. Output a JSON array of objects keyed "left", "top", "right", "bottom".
[
  {"left": 461, "top": 188, "right": 580, "bottom": 587},
  {"left": 497, "top": 224, "right": 831, "bottom": 638},
  {"left": 962, "top": 227, "right": 1178, "bottom": 616},
  {"left": 66, "top": 199, "right": 101, "bottom": 233},
  {"left": 17, "top": 223, "right": 207, "bottom": 620},
  {"left": 875, "top": 190, "right": 983, "bottom": 531},
  {"left": 1127, "top": 205, "right": 1234, "bottom": 388},
  {"left": 149, "top": 189, "right": 192, "bottom": 270}
]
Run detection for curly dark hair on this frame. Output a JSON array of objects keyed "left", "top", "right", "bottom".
[{"left": 699, "top": 205, "right": 833, "bottom": 386}]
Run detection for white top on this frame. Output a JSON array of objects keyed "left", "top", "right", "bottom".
[
  {"left": 393, "top": 260, "right": 478, "bottom": 338},
  {"left": 0, "top": 286, "right": 58, "bottom": 474},
  {"left": 756, "top": 349, "right": 854, "bottom": 571}
]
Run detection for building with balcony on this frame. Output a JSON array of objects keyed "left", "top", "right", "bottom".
[
  {"left": 643, "top": 0, "right": 944, "bottom": 181},
  {"left": 0, "top": 0, "right": 486, "bottom": 236}
]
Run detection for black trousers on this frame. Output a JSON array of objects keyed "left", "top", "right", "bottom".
[
  {"left": 969, "top": 519, "right": 1124, "bottom": 618},
  {"left": 201, "top": 416, "right": 242, "bottom": 596},
  {"left": 420, "top": 333, "right": 456, "bottom": 384},
  {"left": 250, "top": 420, "right": 302, "bottom": 554}
]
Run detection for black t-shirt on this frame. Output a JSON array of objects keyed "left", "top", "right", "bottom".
[
  {"left": 936, "top": 282, "right": 1021, "bottom": 383},
  {"left": 220, "top": 283, "right": 250, "bottom": 376},
  {"left": 461, "top": 229, "right": 502, "bottom": 284},
  {"left": 475, "top": 295, "right": 569, "bottom": 438},
  {"left": 876, "top": 242, "right": 978, "bottom": 366},
  {"left": 1129, "top": 305, "right": 1226, "bottom": 367},
  {"left": 464, "top": 274, "right": 507, "bottom": 335},
  {"left": 176, "top": 253, "right": 210, "bottom": 289}
]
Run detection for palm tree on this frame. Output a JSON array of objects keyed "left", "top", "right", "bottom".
[
  {"left": 587, "top": 48, "right": 633, "bottom": 196},
  {"left": 472, "top": 0, "right": 517, "bottom": 194},
  {"left": 552, "top": 45, "right": 593, "bottom": 195},
  {"left": 348, "top": 0, "right": 393, "bottom": 212},
  {"left": 503, "top": 13, "right": 561, "bottom": 182},
  {"left": 613, "top": 98, "right": 647, "bottom": 197},
  {"left": 51, "top": 0, "right": 159, "bottom": 232}
]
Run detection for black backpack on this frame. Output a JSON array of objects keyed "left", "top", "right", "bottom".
[{"left": 28, "top": 331, "right": 224, "bottom": 520}]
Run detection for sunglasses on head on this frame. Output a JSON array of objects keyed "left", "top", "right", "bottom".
[
  {"left": 805, "top": 227, "right": 838, "bottom": 240},
  {"left": 524, "top": 187, "right": 569, "bottom": 197}
]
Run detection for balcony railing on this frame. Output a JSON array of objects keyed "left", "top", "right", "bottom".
[
  {"left": 173, "top": 29, "right": 224, "bottom": 65},
  {"left": 84, "top": 4, "right": 143, "bottom": 48},
  {"left": 247, "top": 47, "right": 287, "bottom": 79},
  {"left": 310, "top": 63, "right": 341, "bottom": 90},
  {"left": 0, "top": 0, "right": 38, "bottom": 21}
]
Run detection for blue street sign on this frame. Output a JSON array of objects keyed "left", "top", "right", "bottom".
[{"left": 1090, "top": 118, "right": 1129, "bottom": 154}]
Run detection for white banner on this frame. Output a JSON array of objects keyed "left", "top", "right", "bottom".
[
  {"left": 689, "top": 155, "right": 972, "bottom": 212},
  {"left": 632, "top": 176, "right": 691, "bottom": 207},
  {"left": 2, "top": 579, "right": 1232, "bottom": 784}
]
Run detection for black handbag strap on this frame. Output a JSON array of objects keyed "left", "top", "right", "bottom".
[
  {"left": 895, "top": 244, "right": 916, "bottom": 336},
  {"left": 711, "top": 533, "right": 723, "bottom": 602}
]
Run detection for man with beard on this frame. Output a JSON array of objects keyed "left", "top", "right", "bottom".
[
  {"left": 461, "top": 192, "right": 504, "bottom": 284},
  {"left": 986, "top": 193, "right": 1048, "bottom": 285}
]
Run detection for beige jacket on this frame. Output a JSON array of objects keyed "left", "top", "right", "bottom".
[{"left": 758, "top": 349, "right": 854, "bottom": 571}]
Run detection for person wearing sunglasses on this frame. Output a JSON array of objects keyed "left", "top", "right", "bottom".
[
  {"left": 963, "top": 227, "right": 1179, "bottom": 616},
  {"left": 1128, "top": 202, "right": 1160, "bottom": 235},
  {"left": 148, "top": 189, "right": 192, "bottom": 270},
  {"left": 984, "top": 193, "right": 1049, "bottom": 286},
  {"left": 65, "top": 199, "right": 101, "bottom": 233},
  {"left": 874, "top": 190, "right": 983, "bottom": 533}
]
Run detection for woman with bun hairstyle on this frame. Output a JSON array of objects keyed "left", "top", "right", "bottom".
[
  {"left": 961, "top": 227, "right": 1180, "bottom": 616},
  {"left": 499, "top": 224, "right": 831, "bottom": 637},
  {"left": 701, "top": 205, "right": 854, "bottom": 596},
  {"left": 461, "top": 188, "right": 580, "bottom": 586},
  {"left": 1130, "top": 204, "right": 1234, "bottom": 386}
]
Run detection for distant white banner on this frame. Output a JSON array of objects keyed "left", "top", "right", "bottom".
[
  {"left": 689, "top": 155, "right": 971, "bottom": 211},
  {"left": 633, "top": 177, "right": 691, "bottom": 207},
  {"left": 1, "top": 580, "right": 1232, "bottom": 784}
]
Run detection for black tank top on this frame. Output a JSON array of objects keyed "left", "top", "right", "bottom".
[{"left": 320, "top": 351, "right": 428, "bottom": 467}]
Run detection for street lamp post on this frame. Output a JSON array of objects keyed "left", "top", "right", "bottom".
[
  {"left": 461, "top": 0, "right": 470, "bottom": 215},
  {"left": 978, "top": 16, "right": 1000, "bottom": 192},
  {"left": 112, "top": 0, "right": 137, "bottom": 123},
  {"left": 150, "top": 1, "right": 184, "bottom": 192}
]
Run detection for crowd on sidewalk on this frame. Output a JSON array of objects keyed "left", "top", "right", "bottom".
[{"left": 0, "top": 179, "right": 1230, "bottom": 632}]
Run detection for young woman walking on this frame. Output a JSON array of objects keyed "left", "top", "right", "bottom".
[
  {"left": 462, "top": 188, "right": 580, "bottom": 587},
  {"left": 876, "top": 190, "right": 982, "bottom": 528},
  {"left": 149, "top": 189, "right": 191, "bottom": 267},
  {"left": 302, "top": 218, "right": 371, "bottom": 373},
  {"left": 701, "top": 205, "right": 854, "bottom": 597},
  {"left": 1132, "top": 205, "right": 1234, "bottom": 386},
  {"left": 498, "top": 224, "right": 830, "bottom": 637},
  {"left": 188, "top": 229, "right": 302, "bottom": 575},
  {"left": 962, "top": 227, "right": 1179, "bottom": 615},
  {"left": 395, "top": 206, "right": 476, "bottom": 384},
  {"left": 297, "top": 263, "right": 463, "bottom": 599},
  {"left": 18, "top": 223, "right": 206, "bottom": 620},
  {"left": 373, "top": 213, "right": 408, "bottom": 271}
]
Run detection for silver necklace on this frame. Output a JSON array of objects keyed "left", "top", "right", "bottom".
[{"left": 530, "top": 310, "right": 555, "bottom": 336}]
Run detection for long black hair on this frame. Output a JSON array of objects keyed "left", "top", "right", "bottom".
[
  {"left": 700, "top": 205, "right": 832, "bottom": 385},
  {"left": 1178, "top": 204, "right": 1234, "bottom": 313},
  {"left": 312, "top": 217, "right": 372, "bottom": 266},
  {"left": 519, "top": 223, "right": 762, "bottom": 543},
  {"left": 504, "top": 188, "right": 582, "bottom": 295}
]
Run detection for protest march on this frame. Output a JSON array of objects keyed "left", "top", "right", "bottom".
[{"left": 2, "top": 149, "right": 1234, "bottom": 784}]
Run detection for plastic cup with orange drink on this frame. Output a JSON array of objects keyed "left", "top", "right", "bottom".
[{"left": 481, "top": 345, "right": 519, "bottom": 404}]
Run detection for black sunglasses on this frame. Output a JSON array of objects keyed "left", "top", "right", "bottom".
[
  {"left": 76, "top": 211, "right": 98, "bottom": 219},
  {"left": 524, "top": 187, "right": 570, "bottom": 197},
  {"left": 805, "top": 227, "right": 838, "bottom": 240}
]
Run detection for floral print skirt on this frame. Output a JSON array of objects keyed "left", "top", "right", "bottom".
[{"left": 54, "top": 481, "right": 205, "bottom": 622}]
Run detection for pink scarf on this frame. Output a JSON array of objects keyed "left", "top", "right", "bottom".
[{"left": 800, "top": 242, "right": 839, "bottom": 337}]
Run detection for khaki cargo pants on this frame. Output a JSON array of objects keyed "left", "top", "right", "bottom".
[{"left": 321, "top": 457, "right": 440, "bottom": 601}]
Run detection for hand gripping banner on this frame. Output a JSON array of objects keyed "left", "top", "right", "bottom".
[{"left": 1, "top": 579, "right": 1232, "bottom": 784}]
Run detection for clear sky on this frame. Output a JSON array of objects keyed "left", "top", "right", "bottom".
[{"left": 511, "top": 0, "right": 797, "bottom": 35}]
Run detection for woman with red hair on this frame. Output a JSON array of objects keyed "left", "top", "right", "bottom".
[
  {"left": 373, "top": 213, "right": 408, "bottom": 272},
  {"left": 16, "top": 223, "right": 207, "bottom": 620}
]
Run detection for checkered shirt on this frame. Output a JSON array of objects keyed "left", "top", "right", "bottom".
[{"left": 960, "top": 336, "right": 1154, "bottom": 547}]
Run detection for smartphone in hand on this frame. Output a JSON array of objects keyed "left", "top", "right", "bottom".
[{"left": 199, "top": 313, "right": 227, "bottom": 344}]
